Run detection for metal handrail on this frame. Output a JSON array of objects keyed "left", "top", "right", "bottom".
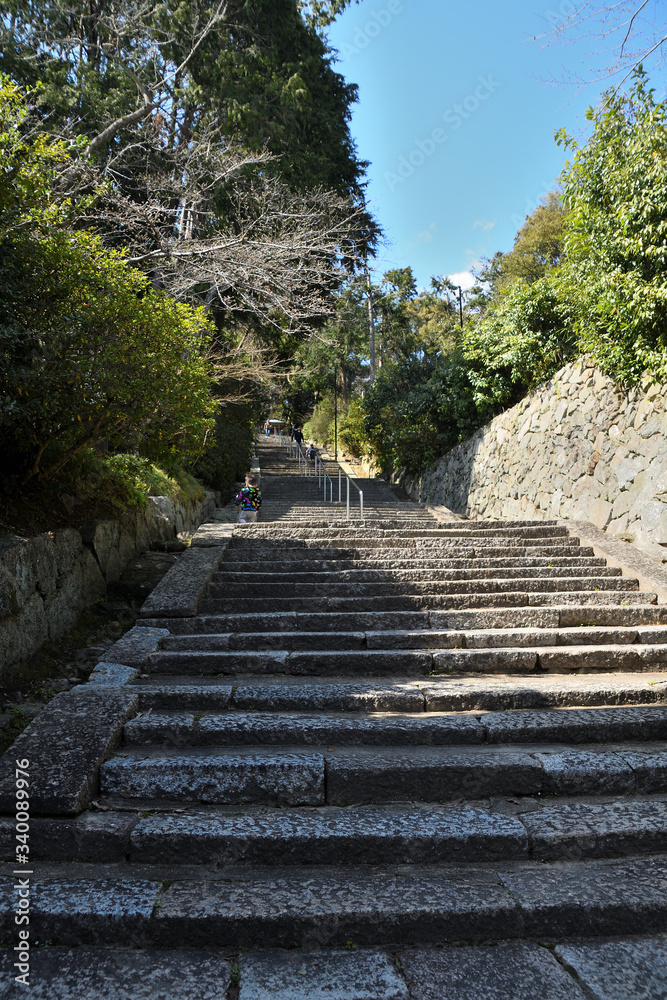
[{"left": 278, "top": 432, "right": 363, "bottom": 520}]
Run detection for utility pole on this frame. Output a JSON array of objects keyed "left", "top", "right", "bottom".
[
  {"left": 366, "top": 266, "right": 376, "bottom": 384},
  {"left": 333, "top": 367, "right": 338, "bottom": 461},
  {"left": 455, "top": 285, "right": 463, "bottom": 328}
]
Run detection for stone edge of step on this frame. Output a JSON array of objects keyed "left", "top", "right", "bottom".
[{"left": 0, "top": 854, "right": 666, "bottom": 947}]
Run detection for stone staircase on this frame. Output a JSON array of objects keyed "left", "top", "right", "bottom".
[{"left": 2, "top": 437, "right": 667, "bottom": 996}]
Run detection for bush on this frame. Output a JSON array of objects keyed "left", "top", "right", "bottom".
[
  {"left": 338, "top": 399, "right": 368, "bottom": 457},
  {"left": 558, "top": 71, "right": 667, "bottom": 384},
  {"left": 462, "top": 275, "right": 574, "bottom": 416},
  {"left": 0, "top": 77, "right": 217, "bottom": 485},
  {"left": 0, "top": 231, "right": 216, "bottom": 483},
  {"left": 303, "top": 395, "right": 336, "bottom": 446}
]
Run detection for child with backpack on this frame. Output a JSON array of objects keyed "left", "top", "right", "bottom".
[{"left": 235, "top": 474, "right": 262, "bottom": 524}]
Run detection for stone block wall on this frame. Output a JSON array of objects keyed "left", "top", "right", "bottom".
[
  {"left": 399, "top": 359, "right": 667, "bottom": 558},
  {"left": 0, "top": 492, "right": 215, "bottom": 676}
]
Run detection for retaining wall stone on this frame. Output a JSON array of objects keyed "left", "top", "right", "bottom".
[
  {"left": 0, "top": 492, "right": 215, "bottom": 678},
  {"left": 399, "top": 359, "right": 667, "bottom": 559}
]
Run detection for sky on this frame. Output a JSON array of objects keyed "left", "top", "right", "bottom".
[{"left": 325, "top": 0, "right": 628, "bottom": 290}]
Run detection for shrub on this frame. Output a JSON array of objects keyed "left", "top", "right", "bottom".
[
  {"left": 0, "top": 231, "right": 216, "bottom": 483},
  {"left": 558, "top": 70, "right": 667, "bottom": 384}
]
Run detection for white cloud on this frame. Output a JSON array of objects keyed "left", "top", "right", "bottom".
[
  {"left": 447, "top": 268, "right": 478, "bottom": 291},
  {"left": 473, "top": 219, "right": 496, "bottom": 232},
  {"left": 416, "top": 222, "right": 436, "bottom": 243}
]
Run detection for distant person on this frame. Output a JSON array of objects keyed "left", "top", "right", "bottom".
[
  {"left": 294, "top": 427, "right": 304, "bottom": 446},
  {"left": 264, "top": 420, "right": 271, "bottom": 437},
  {"left": 235, "top": 474, "right": 262, "bottom": 524},
  {"left": 307, "top": 442, "right": 318, "bottom": 462}
]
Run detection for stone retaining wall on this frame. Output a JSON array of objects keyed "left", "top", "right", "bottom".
[
  {"left": 0, "top": 492, "right": 215, "bottom": 676},
  {"left": 399, "top": 359, "right": 667, "bottom": 558}
]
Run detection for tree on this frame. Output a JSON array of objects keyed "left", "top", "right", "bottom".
[
  {"left": 0, "top": 78, "right": 216, "bottom": 483},
  {"left": 541, "top": 1, "right": 667, "bottom": 91},
  {"left": 406, "top": 277, "right": 462, "bottom": 355},
  {"left": 0, "top": 0, "right": 377, "bottom": 334},
  {"left": 558, "top": 69, "right": 667, "bottom": 382},
  {"left": 474, "top": 193, "right": 567, "bottom": 304},
  {"left": 374, "top": 267, "right": 418, "bottom": 362}
]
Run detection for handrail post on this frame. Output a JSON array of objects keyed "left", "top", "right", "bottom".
[
  {"left": 346, "top": 476, "right": 350, "bottom": 520},
  {"left": 338, "top": 469, "right": 341, "bottom": 502},
  {"left": 359, "top": 489, "right": 363, "bottom": 521}
]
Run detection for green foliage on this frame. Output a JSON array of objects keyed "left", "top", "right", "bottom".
[
  {"left": 0, "top": 230, "right": 216, "bottom": 482},
  {"left": 192, "top": 405, "right": 256, "bottom": 493},
  {"left": 338, "top": 398, "right": 367, "bottom": 457},
  {"left": 101, "top": 455, "right": 204, "bottom": 508},
  {"left": 3, "top": 0, "right": 368, "bottom": 201},
  {"left": 0, "top": 80, "right": 216, "bottom": 484},
  {"left": 303, "top": 395, "right": 337, "bottom": 446},
  {"left": 0, "top": 75, "right": 89, "bottom": 236},
  {"left": 362, "top": 352, "right": 478, "bottom": 474},
  {"left": 461, "top": 276, "right": 574, "bottom": 415},
  {"left": 500, "top": 192, "right": 567, "bottom": 289},
  {"left": 558, "top": 70, "right": 667, "bottom": 383}
]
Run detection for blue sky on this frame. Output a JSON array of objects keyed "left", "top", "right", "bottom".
[{"left": 326, "top": 0, "right": 616, "bottom": 289}]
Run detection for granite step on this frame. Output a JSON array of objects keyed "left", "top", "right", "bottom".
[
  {"left": 225, "top": 543, "right": 595, "bottom": 559},
  {"left": 100, "top": 740, "right": 667, "bottom": 804},
  {"left": 211, "top": 566, "right": 623, "bottom": 584},
  {"left": 142, "top": 605, "right": 667, "bottom": 634},
  {"left": 122, "top": 704, "right": 667, "bottom": 749},
  {"left": 134, "top": 671, "right": 667, "bottom": 713},
  {"left": 7, "top": 937, "right": 666, "bottom": 999},
  {"left": 125, "top": 798, "right": 667, "bottom": 866},
  {"left": 145, "top": 648, "right": 434, "bottom": 676},
  {"left": 235, "top": 525, "right": 568, "bottom": 538},
  {"left": 217, "top": 556, "right": 608, "bottom": 572},
  {"left": 207, "top": 577, "right": 637, "bottom": 598},
  {"left": 158, "top": 624, "right": 667, "bottom": 652},
  {"left": 431, "top": 644, "right": 667, "bottom": 674},
  {"left": 20, "top": 798, "right": 661, "bottom": 867},
  {"left": 2, "top": 855, "right": 667, "bottom": 947},
  {"left": 145, "top": 643, "right": 667, "bottom": 677},
  {"left": 197, "top": 591, "right": 659, "bottom": 614}
]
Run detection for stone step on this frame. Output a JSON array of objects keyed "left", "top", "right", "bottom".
[
  {"left": 143, "top": 604, "right": 667, "bottom": 634},
  {"left": 146, "top": 643, "right": 667, "bottom": 677},
  {"left": 218, "top": 556, "right": 607, "bottom": 572},
  {"left": 123, "top": 705, "right": 667, "bottom": 749},
  {"left": 236, "top": 526, "right": 569, "bottom": 538},
  {"left": 206, "top": 577, "right": 639, "bottom": 599},
  {"left": 198, "top": 591, "right": 658, "bottom": 614},
  {"left": 243, "top": 519, "right": 561, "bottom": 531},
  {"left": 2, "top": 855, "right": 667, "bottom": 947},
  {"left": 135, "top": 671, "right": 667, "bottom": 713},
  {"left": 431, "top": 643, "right": 667, "bottom": 674},
  {"left": 226, "top": 543, "right": 593, "bottom": 558},
  {"left": 123, "top": 798, "right": 667, "bottom": 866},
  {"left": 212, "top": 566, "right": 622, "bottom": 584},
  {"left": 100, "top": 740, "right": 667, "bottom": 804},
  {"left": 159, "top": 624, "right": 667, "bottom": 652},
  {"left": 15, "top": 935, "right": 667, "bottom": 997},
  {"left": 145, "top": 648, "right": 433, "bottom": 676}
]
